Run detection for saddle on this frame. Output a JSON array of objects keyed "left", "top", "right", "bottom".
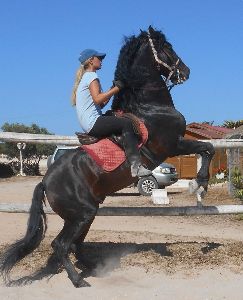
[
  {"left": 75, "top": 133, "right": 99, "bottom": 145},
  {"left": 76, "top": 112, "right": 148, "bottom": 172},
  {"left": 75, "top": 112, "right": 142, "bottom": 146}
]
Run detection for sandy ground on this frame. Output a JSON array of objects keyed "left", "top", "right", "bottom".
[{"left": 1, "top": 176, "right": 243, "bottom": 299}]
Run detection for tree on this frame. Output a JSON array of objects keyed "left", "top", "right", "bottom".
[
  {"left": 1, "top": 122, "right": 56, "bottom": 164},
  {"left": 222, "top": 120, "right": 243, "bottom": 129},
  {"left": 201, "top": 121, "right": 214, "bottom": 126},
  {"left": 0, "top": 143, "right": 6, "bottom": 154}
]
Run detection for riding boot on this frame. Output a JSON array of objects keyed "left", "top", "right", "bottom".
[{"left": 122, "top": 132, "right": 152, "bottom": 177}]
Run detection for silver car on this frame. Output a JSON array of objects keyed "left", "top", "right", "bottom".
[
  {"left": 136, "top": 162, "right": 178, "bottom": 196},
  {"left": 47, "top": 146, "right": 178, "bottom": 196},
  {"left": 47, "top": 145, "right": 78, "bottom": 168}
]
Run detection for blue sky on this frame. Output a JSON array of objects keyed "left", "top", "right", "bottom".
[{"left": 0, "top": 0, "right": 242, "bottom": 135}]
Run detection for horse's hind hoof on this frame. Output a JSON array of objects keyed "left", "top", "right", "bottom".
[
  {"left": 73, "top": 278, "right": 91, "bottom": 288},
  {"left": 75, "top": 259, "right": 96, "bottom": 272}
]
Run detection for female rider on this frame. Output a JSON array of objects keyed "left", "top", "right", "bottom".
[{"left": 71, "top": 48, "right": 151, "bottom": 178}]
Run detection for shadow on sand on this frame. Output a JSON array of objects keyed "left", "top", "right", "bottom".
[{"left": 2, "top": 241, "right": 222, "bottom": 286}]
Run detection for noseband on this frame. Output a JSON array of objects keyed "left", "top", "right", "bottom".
[{"left": 147, "top": 32, "right": 183, "bottom": 88}]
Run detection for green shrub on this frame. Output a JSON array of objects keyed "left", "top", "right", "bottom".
[
  {"left": 209, "top": 176, "right": 227, "bottom": 186},
  {"left": 235, "top": 189, "right": 243, "bottom": 200},
  {"left": 9, "top": 161, "right": 40, "bottom": 176},
  {"left": 0, "top": 163, "right": 14, "bottom": 178},
  {"left": 231, "top": 167, "right": 243, "bottom": 200}
]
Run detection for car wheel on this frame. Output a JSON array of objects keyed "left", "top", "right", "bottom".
[{"left": 137, "top": 176, "right": 159, "bottom": 196}]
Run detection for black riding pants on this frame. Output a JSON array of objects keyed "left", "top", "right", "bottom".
[
  {"left": 89, "top": 115, "right": 135, "bottom": 138},
  {"left": 89, "top": 115, "right": 141, "bottom": 165}
]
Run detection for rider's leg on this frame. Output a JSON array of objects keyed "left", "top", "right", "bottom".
[
  {"left": 89, "top": 116, "right": 152, "bottom": 177},
  {"left": 122, "top": 131, "right": 152, "bottom": 177}
]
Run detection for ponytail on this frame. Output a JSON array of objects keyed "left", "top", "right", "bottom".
[{"left": 71, "top": 65, "right": 85, "bottom": 106}]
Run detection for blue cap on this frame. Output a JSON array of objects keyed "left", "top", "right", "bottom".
[{"left": 78, "top": 49, "right": 106, "bottom": 64}]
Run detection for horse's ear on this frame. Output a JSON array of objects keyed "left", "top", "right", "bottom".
[{"left": 148, "top": 25, "right": 155, "bottom": 34}]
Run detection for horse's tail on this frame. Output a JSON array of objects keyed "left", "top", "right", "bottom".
[{"left": 0, "top": 182, "right": 47, "bottom": 284}]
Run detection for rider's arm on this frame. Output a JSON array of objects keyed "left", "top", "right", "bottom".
[{"left": 89, "top": 79, "right": 119, "bottom": 106}]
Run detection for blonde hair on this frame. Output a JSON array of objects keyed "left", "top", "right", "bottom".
[{"left": 71, "top": 60, "right": 90, "bottom": 106}]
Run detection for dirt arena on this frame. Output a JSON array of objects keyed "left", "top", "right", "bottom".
[{"left": 0, "top": 176, "right": 243, "bottom": 299}]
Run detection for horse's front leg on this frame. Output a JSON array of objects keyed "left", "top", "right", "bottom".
[{"left": 173, "top": 137, "right": 215, "bottom": 205}]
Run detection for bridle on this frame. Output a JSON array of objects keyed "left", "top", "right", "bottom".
[{"left": 147, "top": 32, "right": 184, "bottom": 89}]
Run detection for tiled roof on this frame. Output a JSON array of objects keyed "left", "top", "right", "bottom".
[{"left": 186, "top": 123, "right": 233, "bottom": 139}]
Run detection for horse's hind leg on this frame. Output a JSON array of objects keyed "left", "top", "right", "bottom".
[
  {"left": 51, "top": 210, "right": 97, "bottom": 288},
  {"left": 71, "top": 215, "right": 95, "bottom": 248},
  {"left": 71, "top": 218, "right": 96, "bottom": 271}
]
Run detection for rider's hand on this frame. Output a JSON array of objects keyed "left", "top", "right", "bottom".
[{"left": 112, "top": 80, "right": 126, "bottom": 90}]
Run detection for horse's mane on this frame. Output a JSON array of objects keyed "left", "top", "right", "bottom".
[
  {"left": 112, "top": 27, "right": 167, "bottom": 111},
  {"left": 114, "top": 28, "right": 167, "bottom": 84},
  {"left": 114, "top": 35, "right": 141, "bottom": 83}
]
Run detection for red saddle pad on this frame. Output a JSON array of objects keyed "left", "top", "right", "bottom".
[{"left": 81, "top": 121, "right": 148, "bottom": 172}]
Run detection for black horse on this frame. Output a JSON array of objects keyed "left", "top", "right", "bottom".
[{"left": 0, "top": 26, "right": 215, "bottom": 287}]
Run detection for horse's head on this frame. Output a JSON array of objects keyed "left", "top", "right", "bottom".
[
  {"left": 147, "top": 26, "right": 190, "bottom": 86},
  {"left": 113, "top": 27, "right": 190, "bottom": 111},
  {"left": 114, "top": 26, "right": 190, "bottom": 88}
]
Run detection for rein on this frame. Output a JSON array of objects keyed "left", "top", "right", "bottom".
[{"left": 147, "top": 32, "right": 182, "bottom": 88}]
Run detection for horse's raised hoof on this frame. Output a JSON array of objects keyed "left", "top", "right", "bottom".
[
  {"left": 196, "top": 186, "right": 206, "bottom": 206},
  {"left": 189, "top": 179, "right": 199, "bottom": 194}
]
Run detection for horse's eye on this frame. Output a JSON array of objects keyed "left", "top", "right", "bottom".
[{"left": 165, "top": 43, "right": 172, "bottom": 49}]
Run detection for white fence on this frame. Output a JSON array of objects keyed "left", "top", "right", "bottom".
[
  {"left": 0, "top": 132, "right": 80, "bottom": 145},
  {"left": 0, "top": 132, "right": 243, "bottom": 216},
  {"left": 0, "top": 203, "right": 243, "bottom": 216},
  {"left": 0, "top": 131, "right": 243, "bottom": 148}
]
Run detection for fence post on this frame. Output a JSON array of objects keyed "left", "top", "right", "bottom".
[
  {"left": 17, "top": 142, "right": 26, "bottom": 176},
  {"left": 227, "top": 148, "right": 240, "bottom": 196}
]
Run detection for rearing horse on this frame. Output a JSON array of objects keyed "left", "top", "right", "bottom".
[{"left": 0, "top": 26, "right": 215, "bottom": 287}]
